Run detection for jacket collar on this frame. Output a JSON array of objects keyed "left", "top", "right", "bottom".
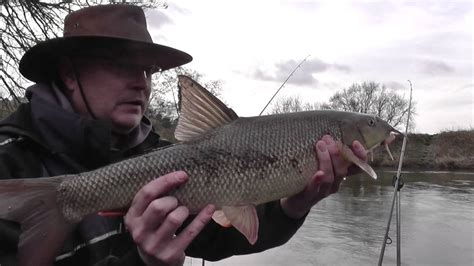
[{"left": 1, "top": 83, "right": 161, "bottom": 169}]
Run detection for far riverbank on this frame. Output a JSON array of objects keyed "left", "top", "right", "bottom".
[{"left": 372, "top": 130, "right": 474, "bottom": 170}]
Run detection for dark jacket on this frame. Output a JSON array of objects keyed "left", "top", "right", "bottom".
[{"left": 0, "top": 86, "right": 306, "bottom": 266}]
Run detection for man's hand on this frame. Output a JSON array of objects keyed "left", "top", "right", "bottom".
[
  {"left": 124, "top": 171, "right": 215, "bottom": 266},
  {"left": 280, "top": 135, "right": 367, "bottom": 219}
]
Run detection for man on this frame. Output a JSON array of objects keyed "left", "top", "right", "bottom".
[{"left": 0, "top": 4, "right": 366, "bottom": 266}]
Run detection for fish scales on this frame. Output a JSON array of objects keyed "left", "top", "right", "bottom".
[{"left": 58, "top": 111, "right": 341, "bottom": 222}]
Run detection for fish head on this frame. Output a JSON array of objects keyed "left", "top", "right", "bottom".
[
  {"left": 341, "top": 113, "right": 396, "bottom": 150},
  {"left": 338, "top": 113, "right": 400, "bottom": 179}
]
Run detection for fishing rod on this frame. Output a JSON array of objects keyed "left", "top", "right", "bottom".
[
  {"left": 378, "top": 80, "right": 414, "bottom": 266},
  {"left": 258, "top": 54, "right": 310, "bottom": 116}
]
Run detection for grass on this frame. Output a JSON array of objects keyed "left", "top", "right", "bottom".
[
  {"left": 374, "top": 130, "right": 474, "bottom": 170},
  {"left": 434, "top": 130, "right": 474, "bottom": 169}
]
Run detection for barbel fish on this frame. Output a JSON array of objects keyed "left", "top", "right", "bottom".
[{"left": 0, "top": 75, "right": 398, "bottom": 266}]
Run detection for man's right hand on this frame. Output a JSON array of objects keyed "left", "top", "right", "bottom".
[
  {"left": 280, "top": 135, "right": 368, "bottom": 219},
  {"left": 124, "top": 171, "right": 215, "bottom": 266}
]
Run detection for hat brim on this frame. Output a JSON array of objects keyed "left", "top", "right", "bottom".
[{"left": 19, "top": 36, "right": 193, "bottom": 83}]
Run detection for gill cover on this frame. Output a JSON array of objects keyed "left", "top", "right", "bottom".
[{"left": 340, "top": 113, "right": 396, "bottom": 179}]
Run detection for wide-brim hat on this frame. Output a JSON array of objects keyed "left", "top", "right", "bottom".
[{"left": 19, "top": 4, "right": 192, "bottom": 83}]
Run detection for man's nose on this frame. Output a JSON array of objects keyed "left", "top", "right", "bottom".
[{"left": 129, "top": 70, "right": 150, "bottom": 90}]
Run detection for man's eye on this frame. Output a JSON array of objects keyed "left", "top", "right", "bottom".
[{"left": 148, "top": 65, "right": 161, "bottom": 73}]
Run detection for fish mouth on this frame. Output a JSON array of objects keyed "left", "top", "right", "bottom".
[
  {"left": 367, "top": 130, "right": 400, "bottom": 161},
  {"left": 391, "top": 127, "right": 404, "bottom": 136}
]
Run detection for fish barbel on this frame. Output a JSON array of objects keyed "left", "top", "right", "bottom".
[{"left": 0, "top": 75, "right": 398, "bottom": 266}]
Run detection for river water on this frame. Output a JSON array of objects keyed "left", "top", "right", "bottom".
[{"left": 187, "top": 170, "right": 474, "bottom": 266}]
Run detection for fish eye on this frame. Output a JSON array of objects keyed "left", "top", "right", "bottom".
[{"left": 368, "top": 118, "right": 376, "bottom": 127}]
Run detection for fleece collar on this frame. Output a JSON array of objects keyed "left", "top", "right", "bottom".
[{"left": 25, "top": 83, "right": 153, "bottom": 167}]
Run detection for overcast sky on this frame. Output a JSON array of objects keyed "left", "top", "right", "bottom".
[{"left": 146, "top": 0, "right": 473, "bottom": 134}]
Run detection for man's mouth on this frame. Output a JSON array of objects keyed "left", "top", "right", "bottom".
[
  {"left": 119, "top": 100, "right": 145, "bottom": 113},
  {"left": 122, "top": 100, "right": 143, "bottom": 107}
]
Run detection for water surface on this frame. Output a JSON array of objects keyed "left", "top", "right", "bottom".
[{"left": 188, "top": 170, "right": 474, "bottom": 266}]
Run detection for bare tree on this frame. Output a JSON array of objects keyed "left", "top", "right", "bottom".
[
  {"left": 1, "top": 1, "right": 222, "bottom": 142},
  {"left": 1, "top": 0, "right": 220, "bottom": 122},
  {"left": 327, "top": 82, "right": 415, "bottom": 128},
  {"left": 0, "top": 0, "right": 165, "bottom": 107},
  {"left": 147, "top": 67, "right": 223, "bottom": 120},
  {"left": 268, "top": 82, "right": 415, "bottom": 129},
  {"left": 270, "top": 95, "right": 321, "bottom": 114}
]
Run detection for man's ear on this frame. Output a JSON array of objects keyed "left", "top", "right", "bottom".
[{"left": 57, "top": 57, "right": 77, "bottom": 92}]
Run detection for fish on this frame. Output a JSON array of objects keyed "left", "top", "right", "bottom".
[{"left": 0, "top": 75, "right": 398, "bottom": 266}]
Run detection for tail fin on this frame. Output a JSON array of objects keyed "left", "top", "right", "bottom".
[{"left": 0, "top": 176, "right": 74, "bottom": 266}]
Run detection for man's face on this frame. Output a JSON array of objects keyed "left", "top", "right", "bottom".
[{"left": 65, "top": 56, "right": 154, "bottom": 134}]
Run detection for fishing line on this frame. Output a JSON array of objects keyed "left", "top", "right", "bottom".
[
  {"left": 378, "top": 80, "right": 413, "bottom": 266},
  {"left": 258, "top": 55, "right": 310, "bottom": 116}
]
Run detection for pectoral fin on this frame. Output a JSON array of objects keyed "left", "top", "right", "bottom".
[
  {"left": 215, "top": 205, "right": 259, "bottom": 245},
  {"left": 340, "top": 144, "right": 378, "bottom": 179}
]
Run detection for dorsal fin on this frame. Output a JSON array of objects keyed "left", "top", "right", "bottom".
[{"left": 175, "top": 75, "right": 239, "bottom": 142}]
